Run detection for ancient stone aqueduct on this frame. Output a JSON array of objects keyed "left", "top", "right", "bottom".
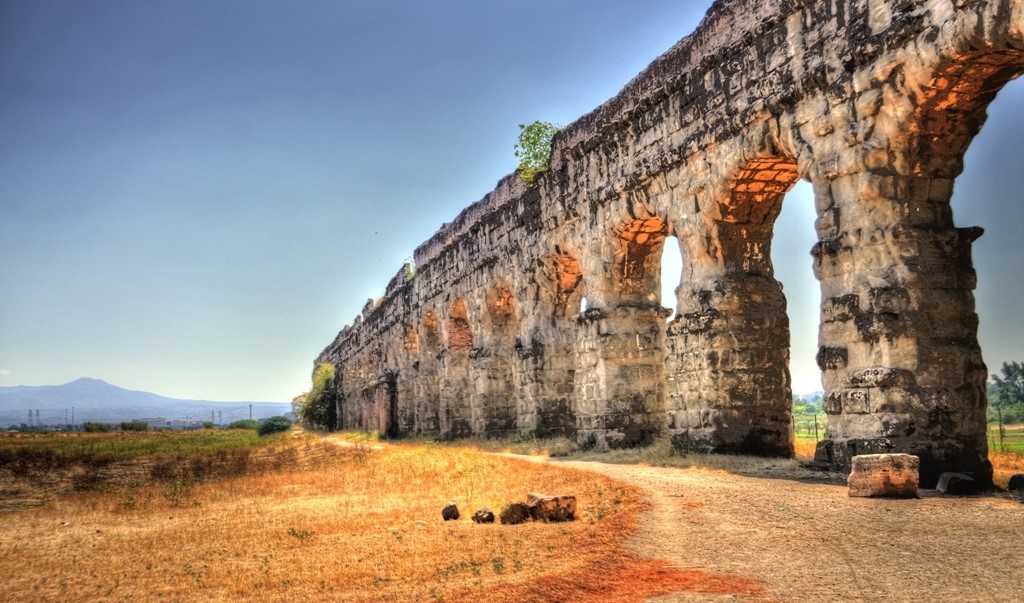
[{"left": 317, "top": 0, "right": 1024, "bottom": 487}]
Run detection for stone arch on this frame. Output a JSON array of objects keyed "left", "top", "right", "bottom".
[
  {"left": 438, "top": 298, "right": 474, "bottom": 438},
  {"left": 535, "top": 246, "right": 584, "bottom": 319},
  {"left": 485, "top": 282, "right": 517, "bottom": 331},
  {"left": 382, "top": 343, "right": 402, "bottom": 437},
  {"left": 422, "top": 310, "right": 442, "bottom": 351},
  {"left": 572, "top": 209, "right": 674, "bottom": 449},
  {"left": 518, "top": 245, "right": 585, "bottom": 439},
  {"left": 393, "top": 325, "right": 420, "bottom": 435},
  {"left": 411, "top": 309, "right": 443, "bottom": 435},
  {"left": 403, "top": 324, "right": 419, "bottom": 354},
  {"left": 612, "top": 216, "right": 670, "bottom": 303},
  {"left": 357, "top": 342, "right": 397, "bottom": 436},
  {"left": 664, "top": 154, "right": 802, "bottom": 457},
  {"left": 912, "top": 52, "right": 1024, "bottom": 180},
  {"left": 809, "top": 46, "right": 1024, "bottom": 487},
  {"left": 470, "top": 280, "right": 521, "bottom": 438},
  {"left": 716, "top": 157, "right": 800, "bottom": 275},
  {"left": 446, "top": 298, "right": 473, "bottom": 351}
]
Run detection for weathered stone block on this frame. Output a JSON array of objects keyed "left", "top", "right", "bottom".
[
  {"left": 527, "top": 493, "right": 577, "bottom": 522},
  {"left": 848, "top": 454, "right": 919, "bottom": 498}
]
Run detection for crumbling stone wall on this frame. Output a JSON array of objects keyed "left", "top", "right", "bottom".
[{"left": 317, "top": 0, "right": 1024, "bottom": 488}]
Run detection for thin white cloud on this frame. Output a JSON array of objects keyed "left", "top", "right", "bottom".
[{"left": 0, "top": 369, "right": 11, "bottom": 377}]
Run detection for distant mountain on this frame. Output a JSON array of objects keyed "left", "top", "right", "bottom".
[{"left": 0, "top": 378, "right": 291, "bottom": 427}]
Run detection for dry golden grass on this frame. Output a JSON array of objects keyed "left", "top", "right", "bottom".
[
  {"left": 991, "top": 450, "right": 1024, "bottom": 472},
  {"left": 991, "top": 450, "right": 1024, "bottom": 489},
  {"left": 792, "top": 437, "right": 817, "bottom": 461},
  {"left": 0, "top": 437, "right": 759, "bottom": 602}
]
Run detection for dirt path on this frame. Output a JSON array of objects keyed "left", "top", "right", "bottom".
[{"left": 544, "top": 458, "right": 1023, "bottom": 602}]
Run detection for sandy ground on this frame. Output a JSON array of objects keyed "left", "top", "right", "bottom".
[{"left": 542, "top": 458, "right": 1023, "bottom": 602}]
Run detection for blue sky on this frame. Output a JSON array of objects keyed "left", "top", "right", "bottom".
[{"left": 1, "top": 1, "right": 1022, "bottom": 402}]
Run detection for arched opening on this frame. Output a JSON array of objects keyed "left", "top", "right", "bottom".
[
  {"left": 439, "top": 298, "right": 474, "bottom": 439},
  {"left": 478, "top": 282, "right": 519, "bottom": 437},
  {"left": 670, "top": 155, "right": 800, "bottom": 457},
  {"left": 950, "top": 77, "right": 1024, "bottom": 467},
  {"left": 413, "top": 310, "right": 442, "bottom": 435},
  {"left": 485, "top": 283, "right": 516, "bottom": 331},
  {"left": 527, "top": 246, "right": 584, "bottom": 438},
  {"left": 422, "top": 311, "right": 441, "bottom": 351},
  {"left": 917, "top": 58, "right": 1024, "bottom": 382},
  {"left": 403, "top": 325, "right": 419, "bottom": 354},
  {"left": 576, "top": 214, "right": 671, "bottom": 449},
  {"left": 613, "top": 216, "right": 667, "bottom": 304},
  {"left": 532, "top": 243, "right": 581, "bottom": 319},
  {"left": 446, "top": 298, "right": 473, "bottom": 351},
  {"left": 913, "top": 53, "right": 1023, "bottom": 179},
  {"left": 772, "top": 180, "right": 823, "bottom": 442},
  {"left": 660, "top": 235, "right": 682, "bottom": 320},
  {"left": 536, "top": 246, "right": 584, "bottom": 319},
  {"left": 718, "top": 158, "right": 799, "bottom": 274}
]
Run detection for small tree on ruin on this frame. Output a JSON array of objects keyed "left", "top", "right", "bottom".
[{"left": 514, "top": 120, "right": 561, "bottom": 187}]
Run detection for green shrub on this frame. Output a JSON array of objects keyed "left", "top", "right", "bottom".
[
  {"left": 258, "top": 416, "right": 293, "bottom": 436},
  {"left": 83, "top": 422, "right": 112, "bottom": 433},
  {"left": 119, "top": 421, "right": 150, "bottom": 432},
  {"left": 514, "top": 120, "right": 560, "bottom": 186},
  {"left": 226, "top": 419, "right": 260, "bottom": 430}
]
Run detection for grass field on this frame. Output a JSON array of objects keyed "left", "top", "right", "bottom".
[
  {"left": 0, "top": 431, "right": 760, "bottom": 603},
  {"left": 0, "top": 429, "right": 287, "bottom": 476},
  {"left": 988, "top": 423, "right": 1024, "bottom": 453}
]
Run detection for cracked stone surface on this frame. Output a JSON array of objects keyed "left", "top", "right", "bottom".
[{"left": 317, "top": 0, "right": 1024, "bottom": 488}]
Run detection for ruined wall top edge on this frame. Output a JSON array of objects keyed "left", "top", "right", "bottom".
[
  {"left": 555, "top": 0, "right": 782, "bottom": 155},
  {"left": 410, "top": 0, "right": 775, "bottom": 270},
  {"left": 412, "top": 172, "right": 526, "bottom": 267}
]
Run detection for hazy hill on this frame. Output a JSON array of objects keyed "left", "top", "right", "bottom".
[{"left": 0, "top": 378, "right": 290, "bottom": 427}]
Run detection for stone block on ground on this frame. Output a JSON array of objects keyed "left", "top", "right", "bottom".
[
  {"left": 527, "top": 493, "right": 577, "bottom": 522},
  {"left": 1008, "top": 474, "right": 1024, "bottom": 492},
  {"left": 472, "top": 508, "right": 495, "bottom": 524},
  {"left": 441, "top": 501, "right": 459, "bottom": 521},
  {"left": 499, "top": 501, "right": 531, "bottom": 525},
  {"left": 848, "top": 454, "right": 919, "bottom": 498},
  {"left": 936, "top": 472, "right": 977, "bottom": 495}
]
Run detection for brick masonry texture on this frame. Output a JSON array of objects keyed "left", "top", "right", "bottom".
[{"left": 317, "top": 0, "right": 1024, "bottom": 488}]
